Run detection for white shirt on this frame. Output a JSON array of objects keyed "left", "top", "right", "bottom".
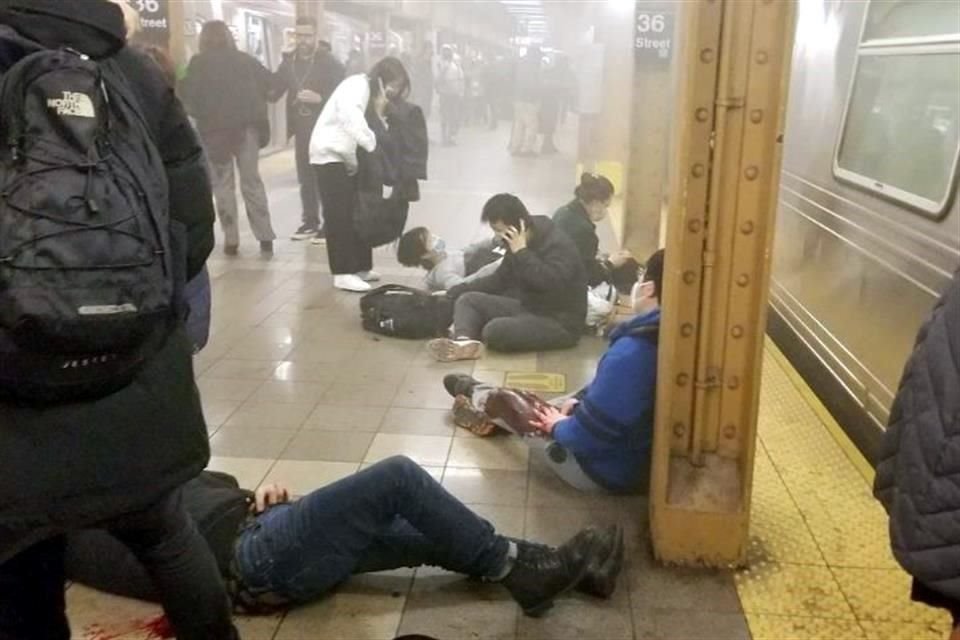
[{"left": 309, "top": 74, "right": 377, "bottom": 171}]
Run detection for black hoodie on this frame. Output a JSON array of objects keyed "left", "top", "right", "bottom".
[{"left": 0, "top": 0, "right": 215, "bottom": 563}]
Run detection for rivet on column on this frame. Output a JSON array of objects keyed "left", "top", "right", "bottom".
[{"left": 731, "top": 326, "right": 744, "bottom": 338}]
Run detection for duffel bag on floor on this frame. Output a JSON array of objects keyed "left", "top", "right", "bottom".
[{"left": 360, "top": 284, "right": 452, "bottom": 339}]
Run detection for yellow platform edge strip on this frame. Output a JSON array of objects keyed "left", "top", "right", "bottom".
[{"left": 765, "top": 339, "right": 875, "bottom": 486}]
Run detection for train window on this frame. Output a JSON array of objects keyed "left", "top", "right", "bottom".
[
  {"left": 862, "top": 0, "right": 960, "bottom": 42},
  {"left": 835, "top": 1, "right": 960, "bottom": 217}
]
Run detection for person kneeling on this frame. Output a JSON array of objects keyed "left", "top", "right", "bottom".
[
  {"left": 427, "top": 193, "right": 587, "bottom": 361},
  {"left": 64, "top": 456, "right": 624, "bottom": 618},
  {"left": 444, "top": 249, "right": 664, "bottom": 494}
]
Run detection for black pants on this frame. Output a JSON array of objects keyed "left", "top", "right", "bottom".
[
  {"left": 294, "top": 127, "right": 321, "bottom": 229},
  {"left": 315, "top": 163, "right": 372, "bottom": 275},
  {"left": 0, "top": 490, "right": 237, "bottom": 640},
  {"left": 453, "top": 292, "right": 579, "bottom": 352}
]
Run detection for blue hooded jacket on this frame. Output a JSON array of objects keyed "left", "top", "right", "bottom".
[{"left": 552, "top": 308, "right": 660, "bottom": 492}]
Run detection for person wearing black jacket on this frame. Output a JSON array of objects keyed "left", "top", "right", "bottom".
[
  {"left": 0, "top": 2, "right": 236, "bottom": 639},
  {"left": 271, "top": 16, "right": 345, "bottom": 242},
  {"left": 181, "top": 19, "right": 276, "bottom": 256},
  {"left": 428, "top": 194, "right": 587, "bottom": 361},
  {"left": 553, "top": 173, "right": 633, "bottom": 288}
]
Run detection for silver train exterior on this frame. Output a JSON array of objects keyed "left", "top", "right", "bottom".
[{"left": 768, "top": 0, "right": 960, "bottom": 460}]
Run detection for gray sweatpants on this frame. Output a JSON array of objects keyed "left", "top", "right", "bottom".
[
  {"left": 209, "top": 127, "right": 276, "bottom": 247},
  {"left": 471, "top": 385, "right": 603, "bottom": 492},
  {"left": 453, "top": 292, "right": 578, "bottom": 353}
]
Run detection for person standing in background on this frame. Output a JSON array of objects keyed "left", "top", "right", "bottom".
[
  {"left": 509, "top": 47, "right": 542, "bottom": 157},
  {"left": 181, "top": 20, "right": 277, "bottom": 256},
  {"left": 411, "top": 40, "right": 435, "bottom": 121},
  {"left": 310, "top": 57, "right": 412, "bottom": 292},
  {"left": 435, "top": 45, "right": 464, "bottom": 146},
  {"left": 273, "top": 16, "right": 345, "bottom": 243}
]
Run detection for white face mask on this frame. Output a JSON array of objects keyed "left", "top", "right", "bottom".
[{"left": 430, "top": 234, "right": 446, "bottom": 253}]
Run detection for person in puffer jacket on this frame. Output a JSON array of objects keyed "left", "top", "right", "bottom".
[{"left": 874, "top": 268, "right": 960, "bottom": 639}]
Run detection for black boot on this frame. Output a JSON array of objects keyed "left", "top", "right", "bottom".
[
  {"left": 443, "top": 373, "right": 482, "bottom": 398},
  {"left": 566, "top": 525, "right": 625, "bottom": 598},
  {"left": 500, "top": 530, "right": 600, "bottom": 617}
]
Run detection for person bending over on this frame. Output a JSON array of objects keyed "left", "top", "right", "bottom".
[
  {"left": 396, "top": 226, "right": 503, "bottom": 291},
  {"left": 64, "top": 457, "right": 624, "bottom": 618},
  {"left": 428, "top": 194, "right": 587, "bottom": 361},
  {"left": 444, "top": 249, "right": 664, "bottom": 494}
]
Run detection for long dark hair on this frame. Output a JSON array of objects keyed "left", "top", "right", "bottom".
[
  {"left": 368, "top": 56, "right": 412, "bottom": 101},
  {"left": 198, "top": 20, "right": 236, "bottom": 54}
]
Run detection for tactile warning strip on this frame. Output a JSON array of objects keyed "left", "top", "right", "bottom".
[{"left": 737, "top": 343, "right": 952, "bottom": 639}]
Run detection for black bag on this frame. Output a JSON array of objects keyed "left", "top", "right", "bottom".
[
  {"left": 0, "top": 48, "right": 175, "bottom": 402},
  {"left": 360, "top": 284, "right": 453, "bottom": 339},
  {"left": 355, "top": 191, "right": 409, "bottom": 248}
]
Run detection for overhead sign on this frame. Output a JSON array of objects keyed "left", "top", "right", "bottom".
[{"left": 634, "top": 9, "right": 674, "bottom": 64}]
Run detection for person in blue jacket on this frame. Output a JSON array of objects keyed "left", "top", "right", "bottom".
[{"left": 444, "top": 249, "right": 663, "bottom": 493}]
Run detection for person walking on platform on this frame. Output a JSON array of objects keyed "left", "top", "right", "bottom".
[
  {"left": 509, "top": 47, "right": 542, "bottom": 157},
  {"left": 875, "top": 268, "right": 960, "bottom": 640},
  {"left": 272, "top": 17, "right": 344, "bottom": 243},
  {"left": 181, "top": 20, "right": 277, "bottom": 256},
  {"left": 310, "top": 57, "right": 411, "bottom": 292},
  {"left": 0, "top": 1, "right": 237, "bottom": 638}
]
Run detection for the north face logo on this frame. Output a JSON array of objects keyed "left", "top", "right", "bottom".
[{"left": 47, "top": 91, "right": 95, "bottom": 118}]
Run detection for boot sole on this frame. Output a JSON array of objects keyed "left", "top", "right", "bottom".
[{"left": 427, "top": 339, "right": 483, "bottom": 362}]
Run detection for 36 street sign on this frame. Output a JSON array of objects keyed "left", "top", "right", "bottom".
[{"left": 635, "top": 9, "right": 674, "bottom": 65}]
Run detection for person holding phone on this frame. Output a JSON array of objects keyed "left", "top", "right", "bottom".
[
  {"left": 427, "top": 193, "right": 587, "bottom": 361},
  {"left": 309, "top": 57, "right": 411, "bottom": 292}
]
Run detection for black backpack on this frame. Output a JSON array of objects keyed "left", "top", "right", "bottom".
[
  {"left": 0, "top": 47, "right": 176, "bottom": 402},
  {"left": 360, "top": 284, "right": 453, "bottom": 339}
]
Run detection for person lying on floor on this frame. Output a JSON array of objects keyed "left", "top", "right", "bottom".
[
  {"left": 63, "top": 456, "right": 624, "bottom": 618},
  {"left": 427, "top": 193, "right": 587, "bottom": 361},
  {"left": 396, "top": 226, "right": 503, "bottom": 292},
  {"left": 443, "top": 249, "right": 664, "bottom": 494}
]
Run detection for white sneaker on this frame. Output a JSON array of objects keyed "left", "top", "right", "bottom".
[
  {"left": 334, "top": 274, "right": 372, "bottom": 292},
  {"left": 358, "top": 270, "right": 381, "bottom": 282},
  {"left": 427, "top": 338, "right": 484, "bottom": 362}
]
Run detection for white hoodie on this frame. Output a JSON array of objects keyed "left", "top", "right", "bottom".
[{"left": 309, "top": 74, "right": 377, "bottom": 172}]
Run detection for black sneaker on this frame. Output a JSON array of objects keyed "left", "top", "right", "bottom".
[
  {"left": 443, "top": 373, "right": 482, "bottom": 398},
  {"left": 501, "top": 530, "right": 599, "bottom": 617},
  {"left": 291, "top": 224, "right": 317, "bottom": 241}
]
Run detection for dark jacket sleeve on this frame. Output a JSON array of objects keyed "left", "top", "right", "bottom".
[
  {"left": 269, "top": 55, "right": 291, "bottom": 103},
  {"left": 511, "top": 243, "right": 581, "bottom": 294},
  {"left": 116, "top": 48, "right": 214, "bottom": 280}
]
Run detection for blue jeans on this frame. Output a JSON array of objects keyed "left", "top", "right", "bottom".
[{"left": 234, "top": 456, "right": 509, "bottom": 603}]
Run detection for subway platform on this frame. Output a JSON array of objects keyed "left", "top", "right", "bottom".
[{"left": 64, "top": 117, "right": 950, "bottom": 640}]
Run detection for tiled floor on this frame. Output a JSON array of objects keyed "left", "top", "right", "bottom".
[{"left": 63, "top": 117, "right": 952, "bottom": 639}]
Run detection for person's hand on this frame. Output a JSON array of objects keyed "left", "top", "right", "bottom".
[
  {"left": 374, "top": 93, "right": 389, "bottom": 118},
  {"left": 252, "top": 483, "right": 290, "bottom": 514},
  {"left": 559, "top": 398, "right": 579, "bottom": 416},
  {"left": 531, "top": 404, "right": 565, "bottom": 435},
  {"left": 297, "top": 89, "right": 323, "bottom": 104},
  {"left": 608, "top": 249, "right": 633, "bottom": 268},
  {"left": 502, "top": 220, "right": 527, "bottom": 253}
]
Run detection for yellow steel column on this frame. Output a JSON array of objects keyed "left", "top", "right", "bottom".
[{"left": 649, "top": 0, "right": 796, "bottom": 567}]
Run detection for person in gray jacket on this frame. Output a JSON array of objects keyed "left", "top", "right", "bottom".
[{"left": 874, "top": 268, "right": 960, "bottom": 639}]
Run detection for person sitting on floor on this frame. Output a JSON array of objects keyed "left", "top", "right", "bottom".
[
  {"left": 553, "top": 173, "right": 640, "bottom": 331},
  {"left": 427, "top": 194, "right": 587, "bottom": 361},
  {"left": 396, "top": 226, "right": 503, "bottom": 292},
  {"left": 64, "top": 456, "right": 625, "bottom": 618},
  {"left": 443, "top": 249, "right": 664, "bottom": 494}
]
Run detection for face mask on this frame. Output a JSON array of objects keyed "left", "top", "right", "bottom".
[{"left": 430, "top": 235, "right": 446, "bottom": 253}]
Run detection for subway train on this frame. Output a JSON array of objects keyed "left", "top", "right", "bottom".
[{"left": 768, "top": 0, "right": 960, "bottom": 461}]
